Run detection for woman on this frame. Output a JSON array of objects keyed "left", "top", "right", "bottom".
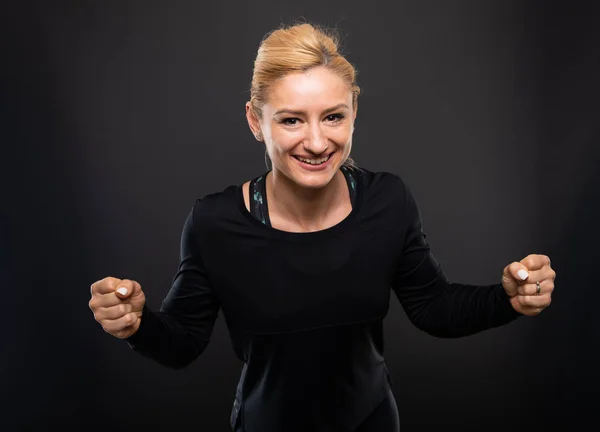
[{"left": 88, "top": 23, "right": 555, "bottom": 432}]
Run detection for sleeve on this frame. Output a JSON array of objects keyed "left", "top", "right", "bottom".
[
  {"left": 391, "top": 180, "right": 522, "bottom": 338},
  {"left": 125, "top": 200, "right": 221, "bottom": 368}
]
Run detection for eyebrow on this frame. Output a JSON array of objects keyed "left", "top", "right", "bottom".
[{"left": 273, "top": 103, "right": 350, "bottom": 116}]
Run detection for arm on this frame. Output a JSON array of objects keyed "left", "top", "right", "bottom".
[
  {"left": 391, "top": 181, "right": 522, "bottom": 338},
  {"left": 125, "top": 200, "right": 221, "bottom": 368}
]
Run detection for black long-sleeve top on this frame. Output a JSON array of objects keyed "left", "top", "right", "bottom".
[{"left": 125, "top": 167, "right": 522, "bottom": 431}]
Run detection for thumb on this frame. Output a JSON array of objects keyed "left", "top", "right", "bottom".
[
  {"left": 114, "top": 279, "right": 137, "bottom": 299},
  {"left": 502, "top": 262, "right": 530, "bottom": 297}
]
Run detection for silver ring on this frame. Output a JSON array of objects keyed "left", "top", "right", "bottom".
[{"left": 535, "top": 281, "right": 541, "bottom": 295}]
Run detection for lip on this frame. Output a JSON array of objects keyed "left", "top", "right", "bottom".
[{"left": 293, "top": 153, "right": 334, "bottom": 171}]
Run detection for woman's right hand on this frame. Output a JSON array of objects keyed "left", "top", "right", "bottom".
[{"left": 89, "top": 277, "right": 146, "bottom": 339}]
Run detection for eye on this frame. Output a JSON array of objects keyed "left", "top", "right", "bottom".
[
  {"left": 325, "top": 113, "right": 345, "bottom": 123},
  {"left": 281, "top": 117, "right": 300, "bottom": 125}
]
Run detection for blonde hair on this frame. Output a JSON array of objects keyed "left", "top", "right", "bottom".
[{"left": 249, "top": 22, "right": 361, "bottom": 171}]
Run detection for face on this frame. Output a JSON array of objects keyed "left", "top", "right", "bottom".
[{"left": 246, "top": 66, "right": 357, "bottom": 189}]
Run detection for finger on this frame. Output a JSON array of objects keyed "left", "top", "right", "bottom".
[
  {"left": 533, "top": 266, "right": 556, "bottom": 282},
  {"left": 114, "top": 279, "right": 136, "bottom": 299},
  {"left": 93, "top": 303, "right": 133, "bottom": 322},
  {"left": 128, "top": 280, "right": 143, "bottom": 300},
  {"left": 89, "top": 291, "right": 125, "bottom": 311},
  {"left": 517, "top": 279, "right": 555, "bottom": 296},
  {"left": 91, "top": 277, "right": 122, "bottom": 295},
  {"left": 506, "top": 262, "right": 530, "bottom": 285},
  {"left": 516, "top": 293, "right": 552, "bottom": 309},
  {"left": 520, "top": 254, "right": 551, "bottom": 271},
  {"left": 101, "top": 312, "right": 139, "bottom": 334},
  {"left": 513, "top": 267, "right": 552, "bottom": 291}
]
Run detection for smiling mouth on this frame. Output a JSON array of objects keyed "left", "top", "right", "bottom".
[{"left": 293, "top": 153, "right": 334, "bottom": 165}]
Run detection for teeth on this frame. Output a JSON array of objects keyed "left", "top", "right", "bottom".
[{"left": 296, "top": 155, "right": 330, "bottom": 165}]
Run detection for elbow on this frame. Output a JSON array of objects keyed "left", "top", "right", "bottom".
[
  {"left": 407, "top": 310, "right": 471, "bottom": 339},
  {"left": 159, "top": 351, "right": 200, "bottom": 370},
  {"left": 158, "top": 339, "right": 208, "bottom": 370},
  {"left": 410, "top": 317, "right": 453, "bottom": 338},
  {"left": 164, "top": 359, "right": 194, "bottom": 370},
  {"left": 419, "top": 327, "right": 469, "bottom": 339},
  {"left": 411, "top": 319, "right": 472, "bottom": 338}
]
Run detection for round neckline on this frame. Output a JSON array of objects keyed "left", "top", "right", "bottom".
[{"left": 237, "top": 167, "right": 363, "bottom": 243}]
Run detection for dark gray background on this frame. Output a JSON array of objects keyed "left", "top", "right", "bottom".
[{"left": 2, "top": 0, "right": 598, "bottom": 430}]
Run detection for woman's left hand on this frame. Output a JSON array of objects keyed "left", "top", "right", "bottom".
[{"left": 502, "top": 254, "right": 556, "bottom": 316}]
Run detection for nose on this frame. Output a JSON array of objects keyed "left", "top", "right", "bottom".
[{"left": 303, "top": 122, "right": 329, "bottom": 155}]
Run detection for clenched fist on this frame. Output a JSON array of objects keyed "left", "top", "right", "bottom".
[
  {"left": 89, "top": 277, "right": 146, "bottom": 339},
  {"left": 502, "top": 254, "right": 555, "bottom": 316}
]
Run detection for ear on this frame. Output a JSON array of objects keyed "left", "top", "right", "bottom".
[
  {"left": 352, "top": 103, "right": 358, "bottom": 130},
  {"left": 245, "top": 102, "right": 263, "bottom": 141}
]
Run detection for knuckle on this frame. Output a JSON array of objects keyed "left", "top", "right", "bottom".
[
  {"left": 91, "top": 282, "right": 100, "bottom": 294},
  {"left": 543, "top": 254, "right": 550, "bottom": 264},
  {"left": 128, "top": 313, "right": 136, "bottom": 324},
  {"left": 101, "top": 321, "right": 111, "bottom": 332}
]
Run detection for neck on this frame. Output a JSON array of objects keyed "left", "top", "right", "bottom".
[{"left": 267, "top": 168, "right": 346, "bottom": 230}]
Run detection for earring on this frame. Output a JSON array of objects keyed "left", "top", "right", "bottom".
[{"left": 255, "top": 130, "right": 263, "bottom": 141}]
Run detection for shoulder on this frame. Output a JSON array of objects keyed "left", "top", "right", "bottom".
[
  {"left": 356, "top": 167, "right": 423, "bottom": 231},
  {"left": 191, "top": 184, "right": 241, "bottom": 227},
  {"left": 356, "top": 166, "right": 410, "bottom": 206}
]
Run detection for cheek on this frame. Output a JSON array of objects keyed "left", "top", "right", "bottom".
[
  {"left": 341, "top": 125, "right": 354, "bottom": 139},
  {"left": 269, "top": 123, "right": 354, "bottom": 153},
  {"left": 331, "top": 125, "right": 353, "bottom": 145},
  {"left": 266, "top": 139, "right": 292, "bottom": 160},
  {"left": 268, "top": 129, "right": 300, "bottom": 154}
]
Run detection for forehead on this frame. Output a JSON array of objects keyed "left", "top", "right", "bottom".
[{"left": 266, "top": 66, "right": 351, "bottom": 110}]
